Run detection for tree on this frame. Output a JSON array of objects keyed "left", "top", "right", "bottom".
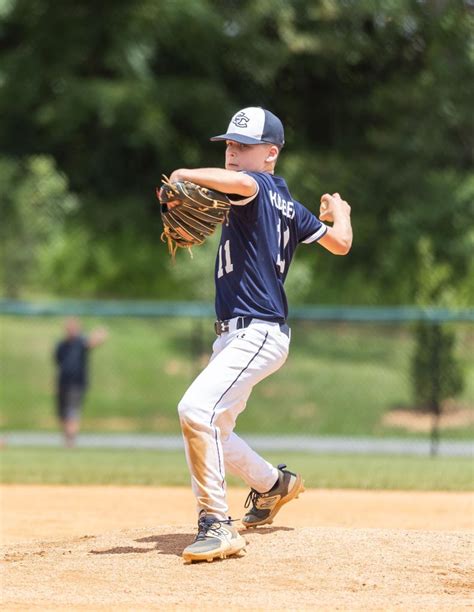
[
  {"left": 0, "top": 155, "right": 78, "bottom": 297},
  {"left": 0, "top": 0, "right": 472, "bottom": 302},
  {"left": 410, "top": 237, "right": 466, "bottom": 454}
]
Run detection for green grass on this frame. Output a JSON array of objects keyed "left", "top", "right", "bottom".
[
  {"left": 1, "top": 448, "right": 472, "bottom": 491},
  {"left": 1, "top": 315, "right": 473, "bottom": 438}
]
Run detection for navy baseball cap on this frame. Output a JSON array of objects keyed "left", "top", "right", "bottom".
[{"left": 210, "top": 107, "right": 285, "bottom": 147}]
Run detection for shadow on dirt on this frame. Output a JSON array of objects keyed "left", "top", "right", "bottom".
[
  {"left": 89, "top": 526, "right": 294, "bottom": 557},
  {"left": 89, "top": 533, "right": 194, "bottom": 557},
  {"left": 137, "top": 533, "right": 194, "bottom": 556}
]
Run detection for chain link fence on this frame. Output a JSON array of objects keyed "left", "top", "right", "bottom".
[{"left": 1, "top": 301, "right": 473, "bottom": 455}]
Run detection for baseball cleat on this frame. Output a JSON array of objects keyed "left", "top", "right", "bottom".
[
  {"left": 182, "top": 511, "right": 247, "bottom": 564},
  {"left": 242, "top": 463, "right": 305, "bottom": 528}
]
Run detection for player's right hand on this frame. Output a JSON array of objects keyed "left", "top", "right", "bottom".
[{"left": 319, "top": 193, "right": 351, "bottom": 223}]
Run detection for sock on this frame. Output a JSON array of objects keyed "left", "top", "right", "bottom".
[{"left": 266, "top": 473, "right": 281, "bottom": 494}]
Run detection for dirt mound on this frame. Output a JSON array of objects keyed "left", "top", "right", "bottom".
[
  {"left": 2, "top": 524, "right": 472, "bottom": 610},
  {"left": 2, "top": 486, "right": 473, "bottom": 610},
  {"left": 3, "top": 486, "right": 473, "bottom": 544}
]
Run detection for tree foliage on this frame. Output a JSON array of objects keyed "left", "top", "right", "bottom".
[
  {"left": 410, "top": 237, "right": 465, "bottom": 411},
  {"left": 0, "top": 155, "right": 78, "bottom": 296},
  {"left": 0, "top": 0, "right": 472, "bottom": 302}
]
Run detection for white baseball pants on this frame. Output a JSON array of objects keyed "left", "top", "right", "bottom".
[{"left": 178, "top": 318, "right": 290, "bottom": 519}]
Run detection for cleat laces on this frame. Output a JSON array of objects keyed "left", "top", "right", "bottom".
[
  {"left": 244, "top": 489, "right": 262, "bottom": 511},
  {"left": 195, "top": 514, "right": 235, "bottom": 541},
  {"left": 196, "top": 516, "right": 221, "bottom": 540}
]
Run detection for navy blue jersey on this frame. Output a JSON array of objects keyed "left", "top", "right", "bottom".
[
  {"left": 214, "top": 172, "right": 327, "bottom": 321},
  {"left": 55, "top": 336, "right": 89, "bottom": 388}
]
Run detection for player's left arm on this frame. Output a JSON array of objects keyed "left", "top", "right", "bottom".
[
  {"left": 87, "top": 327, "right": 108, "bottom": 349},
  {"left": 317, "top": 193, "right": 353, "bottom": 255},
  {"left": 168, "top": 168, "right": 257, "bottom": 199}
]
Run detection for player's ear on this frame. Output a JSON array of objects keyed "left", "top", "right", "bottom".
[{"left": 265, "top": 145, "right": 279, "bottom": 163}]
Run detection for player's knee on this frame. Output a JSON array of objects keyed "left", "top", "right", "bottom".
[{"left": 177, "top": 397, "right": 206, "bottom": 426}]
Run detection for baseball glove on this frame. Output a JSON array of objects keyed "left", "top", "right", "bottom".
[{"left": 157, "top": 175, "right": 231, "bottom": 256}]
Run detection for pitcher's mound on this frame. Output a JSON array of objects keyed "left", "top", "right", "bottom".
[{"left": 2, "top": 525, "right": 472, "bottom": 610}]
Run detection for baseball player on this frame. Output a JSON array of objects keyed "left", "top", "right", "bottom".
[{"left": 168, "top": 107, "right": 353, "bottom": 563}]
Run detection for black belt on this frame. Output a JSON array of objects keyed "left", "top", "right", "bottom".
[{"left": 214, "top": 317, "right": 290, "bottom": 338}]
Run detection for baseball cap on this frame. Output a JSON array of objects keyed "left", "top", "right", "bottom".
[{"left": 210, "top": 107, "right": 285, "bottom": 147}]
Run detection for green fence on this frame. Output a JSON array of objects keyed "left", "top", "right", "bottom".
[
  {"left": 1, "top": 301, "right": 473, "bottom": 445},
  {"left": 1, "top": 299, "right": 473, "bottom": 322}
]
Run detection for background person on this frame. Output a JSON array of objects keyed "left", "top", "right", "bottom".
[{"left": 54, "top": 317, "right": 108, "bottom": 447}]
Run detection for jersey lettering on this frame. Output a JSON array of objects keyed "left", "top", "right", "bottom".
[{"left": 269, "top": 190, "right": 295, "bottom": 219}]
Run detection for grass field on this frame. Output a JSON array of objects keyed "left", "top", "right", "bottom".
[
  {"left": 1, "top": 315, "right": 473, "bottom": 437},
  {"left": 1, "top": 448, "right": 472, "bottom": 491}
]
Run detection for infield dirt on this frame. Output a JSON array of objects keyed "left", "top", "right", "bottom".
[{"left": 1, "top": 486, "right": 473, "bottom": 610}]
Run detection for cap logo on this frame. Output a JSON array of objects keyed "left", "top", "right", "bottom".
[{"left": 232, "top": 111, "right": 250, "bottom": 129}]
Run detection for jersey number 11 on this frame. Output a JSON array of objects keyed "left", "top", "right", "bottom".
[{"left": 217, "top": 240, "right": 233, "bottom": 278}]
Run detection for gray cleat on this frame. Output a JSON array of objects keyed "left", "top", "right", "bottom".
[
  {"left": 242, "top": 463, "right": 305, "bottom": 528},
  {"left": 182, "top": 511, "right": 247, "bottom": 564}
]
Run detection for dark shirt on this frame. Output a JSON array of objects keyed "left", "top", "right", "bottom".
[
  {"left": 55, "top": 336, "right": 89, "bottom": 388},
  {"left": 214, "top": 172, "right": 327, "bottom": 321}
]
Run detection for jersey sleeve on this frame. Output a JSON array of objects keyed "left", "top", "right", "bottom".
[
  {"left": 227, "top": 172, "right": 260, "bottom": 206},
  {"left": 226, "top": 171, "right": 267, "bottom": 221},
  {"left": 295, "top": 202, "right": 328, "bottom": 244}
]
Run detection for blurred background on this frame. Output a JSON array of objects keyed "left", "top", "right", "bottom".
[{"left": 0, "top": 0, "right": 473, "bottom": 451}]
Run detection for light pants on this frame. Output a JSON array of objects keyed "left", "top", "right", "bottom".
[{"left": 178, "top": 319, "right": 290, "bottom": 519}]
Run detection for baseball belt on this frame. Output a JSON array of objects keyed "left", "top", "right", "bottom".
[{"left": 214, "top": 317, "right": 290, "bottom": 338}]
